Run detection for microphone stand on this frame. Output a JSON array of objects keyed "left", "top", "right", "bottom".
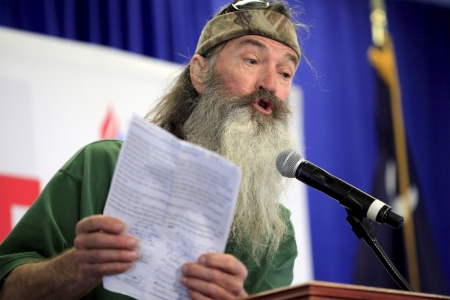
[{"left": 345, "top": 209, "right": 415, "bottom": 292}]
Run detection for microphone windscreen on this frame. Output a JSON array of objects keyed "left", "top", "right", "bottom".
[{"left": 276, "top": 149, "right": 304, "bottom": 178}]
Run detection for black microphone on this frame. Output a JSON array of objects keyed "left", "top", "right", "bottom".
[{"left": 276, "top": 149, "right": 404, "bottom": 229}]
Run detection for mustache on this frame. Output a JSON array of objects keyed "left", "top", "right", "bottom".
[{"left": 226, "top": 89, "right": 292, "bottom": 121}]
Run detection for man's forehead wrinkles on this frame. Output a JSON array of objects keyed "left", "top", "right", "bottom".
[{"left": 237, "top": 37, "right": 268, "bottom": 51}]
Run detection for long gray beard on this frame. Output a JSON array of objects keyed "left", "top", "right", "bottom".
[{"left": 183, "top": 81, "right": 296, "bottom": 264}]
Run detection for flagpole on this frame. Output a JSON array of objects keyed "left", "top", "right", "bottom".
[{"left": 369, "top": 0, "right": 421, "bottom": 291}]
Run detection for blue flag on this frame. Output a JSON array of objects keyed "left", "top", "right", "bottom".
[{"left": 353, "top": 37, "right": 447, "bottom": 295}]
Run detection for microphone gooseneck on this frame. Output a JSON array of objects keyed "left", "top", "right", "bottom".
[{"left": 276, "top": 149, "right": 404, "bottom": 229}]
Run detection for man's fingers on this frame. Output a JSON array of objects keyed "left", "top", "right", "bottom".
[
  {"left": 74, "top": 215, "right": 137, "bottom": 252},
  {"left": 181, "top": 276, "right": 233, "bottom": 300},
  {"left": 198, "top": 253, "right": 247, "bottom": 278},
  {"left": 181, "top": 254, "right": 248, "bottom": 298},
  {"left": 76, "top": 215, "right": 124, "bottom": 235},
  {"left": 74, "top": 232, "right": 137, "bottom": 250},
  {"left": 182, "top": 263, "right": 235, "bottom": 285},
  {"left": 72, "top": 216, "right": 141, "bottom": 282},
  {"left": 181, "top": 265, "right": 243, "bottom": 297},
  {"left": 75, "top": 248, "right": 138, "bottom": 264}
]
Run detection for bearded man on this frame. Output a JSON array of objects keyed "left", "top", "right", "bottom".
[{"left": 0, "top": 1, "right": 306, "bottom": 299}]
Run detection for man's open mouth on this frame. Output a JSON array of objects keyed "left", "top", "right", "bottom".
[{"left": 252, "top": 98, "right": 273, "bottom": 115}]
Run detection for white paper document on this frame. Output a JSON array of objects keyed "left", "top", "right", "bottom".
[{"left": 103, "top": 115, "right": 241, "bottom": 300}]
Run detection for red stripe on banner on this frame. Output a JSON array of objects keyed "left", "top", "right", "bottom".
[{"left": 0, "top": 174, "right": 40, "bottom": 242}]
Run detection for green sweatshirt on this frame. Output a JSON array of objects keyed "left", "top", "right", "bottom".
[{"left": 0, "top": 140, "right": 297, "bottom": 299}]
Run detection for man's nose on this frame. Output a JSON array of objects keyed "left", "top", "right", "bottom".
[{"left": 257, "top": 68, "right": 277, "bottom": 96}]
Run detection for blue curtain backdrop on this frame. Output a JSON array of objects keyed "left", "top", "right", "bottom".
[{"left": 1, "top": 0, "right": 449, "bottom": 295}]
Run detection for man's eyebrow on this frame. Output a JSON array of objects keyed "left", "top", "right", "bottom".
[{"left": 237, "top": 37, "right": 299, "bottom": 67}]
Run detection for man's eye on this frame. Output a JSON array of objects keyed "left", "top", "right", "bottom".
[
  {"left": 282, "top": 73, "right": 292, "bottom": 79},
  {"left": 246, "top": 58, "right": 257, "bottom": 65}
]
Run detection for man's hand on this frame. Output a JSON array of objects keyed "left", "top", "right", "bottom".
[
  {"left": 74, "top": 215, "right": 138, "bottom": 283},
  {"left": 180, "top": 253, "right": 248, "bottom": 300},
  {"left": 0, "top": 215, "right": 138, "bottom": 300}
]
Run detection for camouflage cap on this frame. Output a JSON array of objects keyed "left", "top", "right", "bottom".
[{"left": 195, "top": 10, "right": 300, "bottom": 59}]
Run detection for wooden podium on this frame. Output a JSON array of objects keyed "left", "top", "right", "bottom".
[{"left": 244, "top": 281, "right": 450, "bottom": 300}]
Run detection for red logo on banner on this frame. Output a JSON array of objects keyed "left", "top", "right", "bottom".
[
  {"left": 0, "top": 174, "right": 39, "bottom": 242},
  {"left": 100, "top": 106, "right": 120, "bottom": 139}
]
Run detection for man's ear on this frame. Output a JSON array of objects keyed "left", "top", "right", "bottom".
[{"left": 190, "top": 54, "right": 208, "bottom": 93}]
